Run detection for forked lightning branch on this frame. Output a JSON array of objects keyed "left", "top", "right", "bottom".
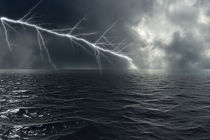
[{"left": 0, "top": 1, "right": 137, "bottom": 70}]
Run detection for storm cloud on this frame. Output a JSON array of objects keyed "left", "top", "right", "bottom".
[
  {"left": 131, "top": 0, "right": 210, "bottom": 71},
  {"left": 0, "top": 0, "right": 210, "bottom": 71}
]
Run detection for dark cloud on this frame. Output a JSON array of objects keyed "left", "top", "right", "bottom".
[{"left": 165, "top": 32, "right": 203, "bottom": 72}]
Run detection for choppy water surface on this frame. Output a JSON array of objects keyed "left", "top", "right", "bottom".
[{"left": 1, "top": 70, "right": 210, "bottom": 140}]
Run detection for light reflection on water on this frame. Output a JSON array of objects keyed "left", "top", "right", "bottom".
[{"left": 0, "top": 70, "right": 210, "bottom": 139}]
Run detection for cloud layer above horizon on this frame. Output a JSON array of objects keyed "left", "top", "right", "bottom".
[{"left": 0, "top": 0, "right": 210, "bottom": 71}]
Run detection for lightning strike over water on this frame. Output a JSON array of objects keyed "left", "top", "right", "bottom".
[
  {"left": 3, "top": 1, "right": 210, "bottom": 140},
  {"left": 0, "top": 15, "right": 137, "bottom": 70}
]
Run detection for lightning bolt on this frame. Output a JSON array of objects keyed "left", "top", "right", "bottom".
[{"left": 0, "top": 2, "right": 137, "bottom": 70}]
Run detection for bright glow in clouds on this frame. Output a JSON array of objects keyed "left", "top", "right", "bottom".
[
  {"left": 131, "top": 14, "right": 177, "bottom": 69},
  {"left": 131, "top": 0, "right": 210, "bottom": 69}
]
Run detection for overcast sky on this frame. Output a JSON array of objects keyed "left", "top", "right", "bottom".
[{"left": 0, "top": 0, "right": 210, "bottom": 71}]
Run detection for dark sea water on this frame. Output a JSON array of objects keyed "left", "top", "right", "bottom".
[{"left": 1, "top": 70, "right": 210, "bottom": 140}]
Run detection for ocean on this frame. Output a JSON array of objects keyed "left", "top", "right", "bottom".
[{"left": 0, "top": 70, "right": 210, "bottom": 140}]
